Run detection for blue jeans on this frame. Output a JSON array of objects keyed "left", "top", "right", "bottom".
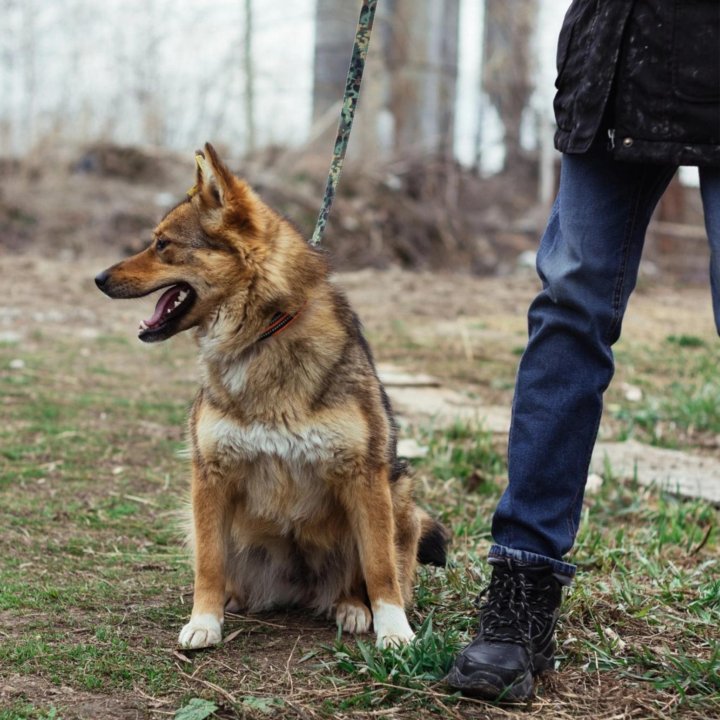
[{"left": 489, "top": 144, "right": 720, "bottom": 583}]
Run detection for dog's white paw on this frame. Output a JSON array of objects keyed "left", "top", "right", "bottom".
[
  {"left": 178, "top": 613, "right": 223, "bottom": 649},
  {"left": 377, "top": 629, "right": 416, "bottom": 649},
  {"left": 373, "top": 601, "right": 415, "bottom": 649},
  {"left": 336, "top": 600, "right": 372, "bottom": 634}
]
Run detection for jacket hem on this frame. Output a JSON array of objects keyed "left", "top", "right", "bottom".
[{"left": 612, "top": 140, "right": 720, "bottom": 167}]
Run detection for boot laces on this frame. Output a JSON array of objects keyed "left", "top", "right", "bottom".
[{"left": 475, "top": 568, "right": 550, "bottom": 645}]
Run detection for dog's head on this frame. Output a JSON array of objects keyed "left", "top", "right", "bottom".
[{"left": 95, "top": 143, "right": 301, "bottom": 343}]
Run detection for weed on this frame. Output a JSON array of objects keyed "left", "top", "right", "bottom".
[
  {"left": 418, "top": 420, "right": 505, "bottom": 492},
  {"left": 322, "top": 615, "right": 460, "bottom": 711},
  {"left": 0, "top": 704, "right": 59, "bottom": 720},
  {"left": 666, "top": 334, "right": 705, "bottom": 348}
]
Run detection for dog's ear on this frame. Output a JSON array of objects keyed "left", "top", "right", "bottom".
[
  {"left": 192, "top": 143, "right": 234, "bottom": 209},
  {"left": 190, "top": 142, "right": 259, "bottom": 240}
]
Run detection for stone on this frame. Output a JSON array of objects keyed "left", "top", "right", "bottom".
[{"left": 591, "top": 440, "right": 720, "bottom": 505}]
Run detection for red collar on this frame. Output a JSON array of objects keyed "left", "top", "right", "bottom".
[{"left": 257, "top": 301, "right": 307, "bottom": 342}]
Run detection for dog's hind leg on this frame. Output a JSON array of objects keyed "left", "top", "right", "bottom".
[
  {"left": 415, "top": 508, "right": 450, "bottom": 567},
  {"left": 335, "top": 595, "right": 372, "bottom": 634},
  {"left": 224, "top": 590, "right": 244, "bottom": 614}
]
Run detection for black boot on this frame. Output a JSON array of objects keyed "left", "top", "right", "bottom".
[{"left": 446, "top": 560, "right": 563, "bottom": 701}]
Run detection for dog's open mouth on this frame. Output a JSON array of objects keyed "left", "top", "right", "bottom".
[{"left": 138, "top": 283, "right": 196, "bottom": 342}]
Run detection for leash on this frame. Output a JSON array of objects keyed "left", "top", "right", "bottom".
[
  {"left": 310, "top": 0, "right": 378, "bottom": 246},
  {"left": 259, "top": 2, "right": 377, "bottom": 340}
]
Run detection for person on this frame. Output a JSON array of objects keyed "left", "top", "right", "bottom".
[{"left": 446, "top": 0, "right": 720, "bottom": 701}]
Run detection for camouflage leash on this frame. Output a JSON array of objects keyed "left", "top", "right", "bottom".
[{"left": 310, "top": 0, "right": 378, "bottom": 246}]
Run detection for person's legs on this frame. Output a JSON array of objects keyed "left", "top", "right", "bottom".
[
  {"left": 492, "top": 148, "right": 676, "bottom": 575},
  {"left": 447, "top": 145, "right": 676, "bottom": 700},
  {"left": 700, "top": 167, "right": 720, "bottom": 333}
]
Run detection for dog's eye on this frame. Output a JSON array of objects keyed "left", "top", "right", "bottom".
[{"left": 156, "top": 238, "right": 170, "bottom": 252}]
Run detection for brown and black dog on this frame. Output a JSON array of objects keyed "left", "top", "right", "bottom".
[{"left": 95, "top": 144, "right": 448, "bottom": 649}]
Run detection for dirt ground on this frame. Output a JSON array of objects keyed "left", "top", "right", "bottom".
[
  {"left": 1, "top": 252, "right": 719, "bottom": 719},
  {"left": 1, "top": 253, "right": 716, "bottom": 397}
]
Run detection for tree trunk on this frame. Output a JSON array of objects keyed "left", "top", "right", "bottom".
[
  {"left": 385, "top": 0, "right": 459, "bottom": 158},
  {"left": 243, "top": 0, "right": 256, "bottom": 153},
  {"left": 21, "top": 0, "right": 37, "bottom": 150},
  {"left": 482, "top": 0, "right": 538, "bottom": 170},
  {"left": 312, "top": 0, "right": 359, "bottom": 121},
  {"left": 312, "top": 0, "right": 459, "bottom": 163}
]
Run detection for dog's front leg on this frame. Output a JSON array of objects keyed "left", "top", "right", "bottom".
[
  {"left": 178, "top": 462, "right": 230, "bottom": 649},
  {"left": 344, "top": 467, "right": 415, "bottom": 649}
]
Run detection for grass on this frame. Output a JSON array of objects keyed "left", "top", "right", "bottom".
[
  {"left": 1, "top": 299, "right": 719, "bottom": 719},
  {"left": 610, "top": 332, "right": 720, "bottom": 445},
  {"left": 325, "top": 614, "right": 460, "bottom": 711}
]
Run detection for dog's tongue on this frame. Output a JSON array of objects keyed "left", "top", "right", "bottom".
[{"left": 144, "top": 286, "right": 181, "bottom": 327}]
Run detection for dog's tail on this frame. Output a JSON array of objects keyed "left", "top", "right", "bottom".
[{"left": 416, "top": 508, "right": 450, "bottom": 567}]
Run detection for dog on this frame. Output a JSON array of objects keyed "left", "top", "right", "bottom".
[{"left": 95, "top": 144, "right": 448, "bottom": 649}]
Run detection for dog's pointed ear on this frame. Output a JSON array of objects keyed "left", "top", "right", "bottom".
[
  {"left": 189, "top": 142, "right": 259, "bottom": 239},
  {"left": 191, "top": 143, "right": 234, "bottom": 209}
]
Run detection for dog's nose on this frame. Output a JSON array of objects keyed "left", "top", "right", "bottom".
[{"left": 94, "top": 270, "right": 110, "bottom": 289}]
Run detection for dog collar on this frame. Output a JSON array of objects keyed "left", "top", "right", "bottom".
[{"left": 257, "top": 301, "right": 307, "bottom": 342}]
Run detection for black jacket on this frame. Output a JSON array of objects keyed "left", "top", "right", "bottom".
[{"left": 554, "top": 0, "right": 720, "bottom": 166}]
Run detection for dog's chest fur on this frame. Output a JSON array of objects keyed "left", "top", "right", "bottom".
[
  {"left": 202, "top": 413, "right": 333, "bottom": 464},
  {"left": 194, "top": 397, "right": 367, "bottom": 530}
]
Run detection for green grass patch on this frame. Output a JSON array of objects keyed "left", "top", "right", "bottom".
[
  {"left": 666, "top": 334, "right": 706, "bottom": 348},
  {"left": 0, "top": 703, "right": 59, "bottom": 720},
  {"left": 0, "top": 630, "right": 175, "bottom": 693},
  {"left": 324, "top": 615, "right": 459, "bottom": 711},
  {"left": 611, "top": 334, "right": 720, "bottom": 446}
]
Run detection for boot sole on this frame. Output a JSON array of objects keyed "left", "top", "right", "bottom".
[
  {"left": 445, "top": 648, "right": 554, "bottom": 702},
  {"left": 445, "top": 665, "right": 533, "bottom": 701}
]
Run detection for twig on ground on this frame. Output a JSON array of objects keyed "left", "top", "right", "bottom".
[
  {"left": 285, "top": 634, "right": 301, "bottom": 696},
  {"left": 224, "top": 612, "right": 288, "bottom": 629},
  {"left": 690, "top": 524, "right": 713, "bottom": 555},
  {"left": 177, "top": 666, "right": 238, "bottom": 706}
]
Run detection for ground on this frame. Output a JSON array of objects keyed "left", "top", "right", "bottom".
[{"left": 0, "top": 256, "right": 718, "bottom": 719}]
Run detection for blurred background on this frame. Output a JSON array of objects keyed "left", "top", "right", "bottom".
[
  {"left": 2, "top": 7, "right": 720, "bottom": 716},
  {"left": 0, "top": 0, "right": 708, "bottom": 276}
]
